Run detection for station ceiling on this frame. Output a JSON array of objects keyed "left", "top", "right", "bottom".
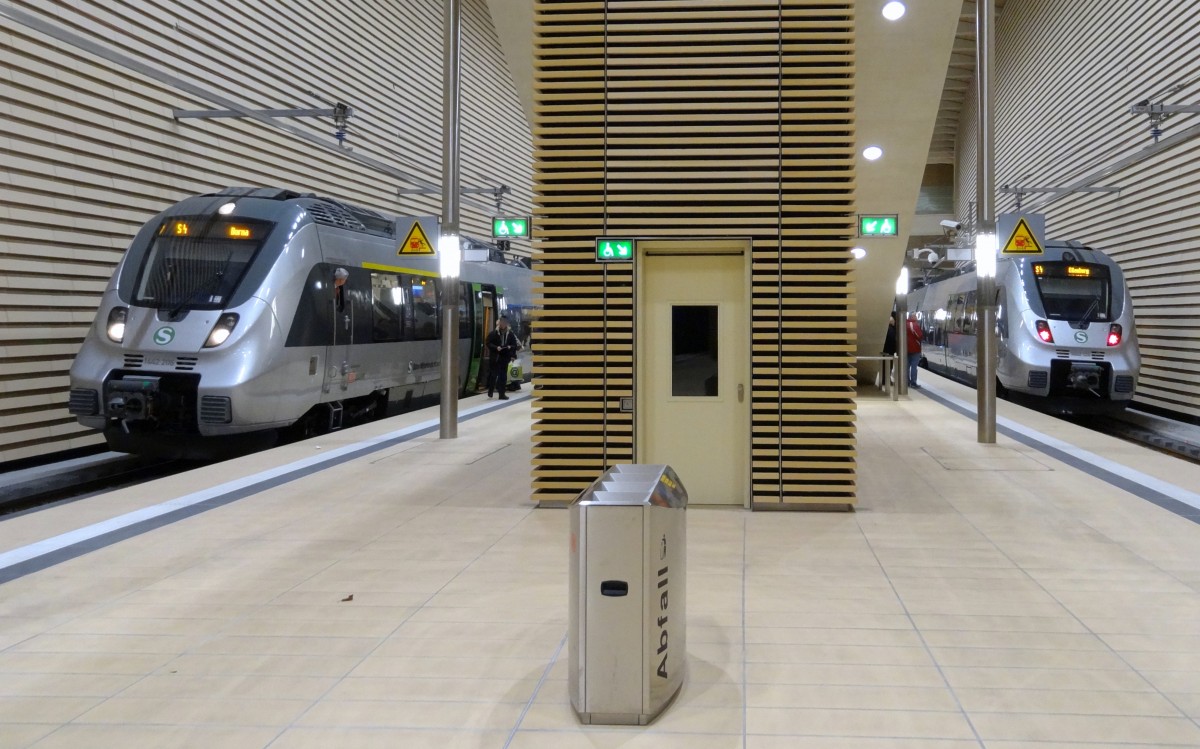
[{"left": 486, "top": 0, "right": 994, "bottom": 356}]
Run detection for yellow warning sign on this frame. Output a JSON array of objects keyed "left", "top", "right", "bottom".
[
  {"left": 398, "top": 221, "right": 435, "bottom": 255},
  {"left": 1002, "top": 217, "right": 1044, "bottom": 255}
]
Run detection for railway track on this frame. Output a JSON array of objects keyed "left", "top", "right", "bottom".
[
  {"left": 0, "top": 454, "right": 193, "bottom": 517},
  {"left": 1084, "top": 410, "right": 1200, "bottom": 464}
]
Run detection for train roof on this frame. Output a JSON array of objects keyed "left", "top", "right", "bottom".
[{"left": 195, "top": 186, "right": 527, "bottom": 267}]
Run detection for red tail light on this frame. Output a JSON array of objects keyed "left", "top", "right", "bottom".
[
  {"left": 1035, "top": 320, "right": 1053, "bottom": 343},
  {"left": 1107, "top": 323, "right": 1122, "bottom": 347}
]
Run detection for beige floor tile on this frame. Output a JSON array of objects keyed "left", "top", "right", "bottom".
[
  {"left": 744, "top": 612, "right": 914, "bottom": 630},
  {"left": 747, "top": 739, "right": 978, "bottom": 749},
  {"left": 270, "top": 727, "right": 511, "bottom": 749},
  {"left": 941, "top": 666, "right": 1155, "bottom": 691},
  {"left": 26, "top": 725, "right": 279, "bottom": 749},
  {"left": 970, "top": 712, "right": 1200, "bottom": 744},
  {"left": 744, "top": 626, "right": 922, "bottom": 647},
  {"left": 0, "top": 724, "right": 58, "bottom": 749},
  {"left": 747, "top": 684, "right": 959, "bottom": 711},
  {"left": 0, "top": 651, "right": 174, "bottom": 675},
  {"left": 747, "top": 643, "right": 934, "bottom": 666},
  {"left": 0, "top": 696, "right": 103, "bottom": 723},
  {"left": 349, "top": 656, "right": 551, "bottom": 680},
  {"left": 955, "top": 687, "right": 1182, "bottom": 716},
  {"left": 928, "top": 646, "right": 1129, "bottom": 670},
  {"left": 297, "top": 699, "right": 525, "bottom": 729},
  {"left": 165, "top": 653, "right": 361, "bottom": 678},
  {"left": 117, "top": 673, "right": 337, "bottom": 701},
  {"left": 9, "top": 632, "right": 199, "bottom": 655},
  {"left": 373, "top": 636, "right": 560, "bottom": 660},
  {"left": 921, "top": 630, "right": 1108, "bottom": 650},
  {"left": 0, "top": 672, "right": 140, "bottom": 698},
  {"left": 186, "top": 635, "right": 381, "bottom": 657},
  {"left": 910, "top": 614, "right": 1087, "bottom": 633},
  {"left": 508, "top": 733, "right": 745, "bottom": 749},
  {"left": 747, "top": 662, "right": 947, "bottom": 688},
  {"left": 521, "top": 700, "right": 742, "bottom": 733},
  {"left": 75, "top": 696, "right": 311, "bottom": 726},
  {"left": 327, "top": 676, "right": 539, "bottom": 703},
  {"left": 747, "top": 706, "right": 976, "bottom": 738}
]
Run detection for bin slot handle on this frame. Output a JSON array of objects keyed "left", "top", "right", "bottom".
[{"left": 600, "top": 580, "right": 629, "bottom": 597}]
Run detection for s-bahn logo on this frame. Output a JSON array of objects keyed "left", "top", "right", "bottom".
[
  {"left": 153, "top": 327, "right": 176, "bottom": 345},
  {"left": 1074, "top": 331, "right": 1088, "bottom": 343}
]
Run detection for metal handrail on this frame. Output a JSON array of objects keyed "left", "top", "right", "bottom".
[{"left": 857, "top": 355, "right": 898, "bottom": 401}]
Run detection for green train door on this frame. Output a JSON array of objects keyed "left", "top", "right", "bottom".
[{"left": 465, "top": 283, "right": 499, "bottom": 392}]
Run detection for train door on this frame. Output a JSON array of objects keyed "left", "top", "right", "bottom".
[
  {"left": 637, "top": 240, "right": 750, "bottom": 506},
  {"left": 324, "top": 266, "right": 355, "bottom": 397},
  {"left": 468, "top": 284, "right": 498, "bottom": 392}
]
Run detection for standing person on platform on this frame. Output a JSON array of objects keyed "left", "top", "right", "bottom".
[
  {"left": 486, "top": 316, "right": 519, "bottom": 400},
  {"left": 906, "top": 312, "right": 924, "bottom": 389},
  {"left": 880, "top": 311, "right": 898, "bottom": 387}
]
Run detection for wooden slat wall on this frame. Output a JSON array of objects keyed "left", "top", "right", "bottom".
[
  {"left": 0, "top": 0, "right": 534, "bottom": 462},
  {"left": 955, "top": 0, "right": 1200, "bottom": 420},
  {"left": 532, "top": 0, "right": 857, "bottom": 507}
]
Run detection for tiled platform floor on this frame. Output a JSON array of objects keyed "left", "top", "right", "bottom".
[{"left": 2, "top": 377, "right": 1200, "bottom": 748}]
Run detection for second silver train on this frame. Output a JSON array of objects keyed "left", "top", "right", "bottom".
[{"left": 907, "top": 240, "right": 1139, "bottom": 415}]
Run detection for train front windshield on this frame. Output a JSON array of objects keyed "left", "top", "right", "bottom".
[
  {"left": 133, "top": 217, "right": 274, "bottom": 310},
  {"left": 1031, "top": 262, "right": 1111, "bottom": 321}
]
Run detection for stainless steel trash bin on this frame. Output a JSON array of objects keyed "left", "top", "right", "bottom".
[{"left": 568, "top": 464, "right": 687, "bottom": 725}]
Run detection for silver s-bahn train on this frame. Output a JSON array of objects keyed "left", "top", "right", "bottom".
[
  {"left": 907, "top": 240, "right": 1139, "bottom": 415},
  {"left": 68, "top": 187, "right": 533, "bottom": 458}
]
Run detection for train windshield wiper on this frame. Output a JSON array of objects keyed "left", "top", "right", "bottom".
[
  {"left": 169, "top": 252, "right": 233, "bottom": 316},
  {"left": 1079, "top": 297, "right": 1099, "bottom": 326}
]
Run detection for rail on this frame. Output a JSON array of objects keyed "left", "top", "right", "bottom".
[{"left": 857, "top": 355, "right": 898, "bottom": 401}]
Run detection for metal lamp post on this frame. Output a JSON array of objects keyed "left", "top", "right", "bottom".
[
  {"left": 976, "top": 0, "right": 997, "bottom": 443},
  {"left": 439, "top": 0, "right": 462, "bottom": 439}
]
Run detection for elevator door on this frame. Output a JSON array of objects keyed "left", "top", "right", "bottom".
[{"left": 638, "top": 246, "right": 749, "bottom": 506}]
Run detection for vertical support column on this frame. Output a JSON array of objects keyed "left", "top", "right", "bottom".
[
  {"left": 895, "top": 268, "right": 909, "bottom": 397},
  {"left": 439, "top": 0, "right": 462, "bottom": 439},
  {"left": 975, "top": 0, "right": 997, "bottom": 443}
]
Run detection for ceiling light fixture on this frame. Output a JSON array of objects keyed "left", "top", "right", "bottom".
[
  {"left": 882, "top": 1, "right": 906, "bottom": 20},
  {"left": 862, "top": 146, "right": 883, "bottom": 161},
  {"left": 851, "top": 247, "right": 867, "bottom": 259}
]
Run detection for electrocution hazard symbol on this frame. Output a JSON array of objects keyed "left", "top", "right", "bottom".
[
  {"left": 399, "top": 222, "right": 435, "bottom": 255},
  {"left": 1001, "top": 217, "right": 1044, "bottom": 255}
]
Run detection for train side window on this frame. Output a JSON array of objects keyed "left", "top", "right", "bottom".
[
  {"left": 408, "top": 274, "right": 440, "bottom": 340},
  {"left": 963, "top": 290, "right": 977, "bottom": 336},
  {"left": 458, "top": 281, "right": 471, "bottom": 338},
  {"left": 370, "top": 273, "right": 404, "bottom": 342},
  {"left": 995, "top": 286, "right": 1007, "bottom": 339},
  {"left": 950, "top": 293, "right": 964, "bottom": 334}
]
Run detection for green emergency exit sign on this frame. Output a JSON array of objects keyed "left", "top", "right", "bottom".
[
  {"left": 492, "top": 217, "right": 530, "bottom": 238},
  {"left": 596, "top": 238, "right": 634, "bottom": 261},
  {"left": 859, "top": 214, "right": 899, "bottom": 237}
]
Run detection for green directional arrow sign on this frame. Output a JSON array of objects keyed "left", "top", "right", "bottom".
[
  {"left": 859, "top": 214, "right": 899, "bottom": 237},
  {"left": 596, "top": 237, "right": 634, "bottom": 262},
  {"left": 492, "top": 217, "right": 531, "bottom": 238}
]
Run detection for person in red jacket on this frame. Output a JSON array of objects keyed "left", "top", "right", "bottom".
[{"left": 906, "top": 313, "right": 923, "bottom": 388}]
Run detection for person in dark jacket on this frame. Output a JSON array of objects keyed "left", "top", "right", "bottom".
[
  {"left": 883, "top": 311, "right": 898, "bottom": 356},
  {"left": 485, "top": 317, "right": 519, "bottom": 399}
]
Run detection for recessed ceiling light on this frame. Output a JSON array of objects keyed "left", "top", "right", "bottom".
[
  {"left": 851, "top": 247, "right": 867, "bottom": 259},
  {"left": 862, "top": 146, "right": 883, "bottom": 161},
  {"left": 882, "top": 1, "right": 906, "bottom": 21}
]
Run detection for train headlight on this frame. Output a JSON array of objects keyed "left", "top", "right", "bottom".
[
  {"left": 204, "top": 314, "right": 239, "bottom": 348},
  {"left": 1107, "top": 323, "right": 1122, "bottom": 347},
  {"left": 1035, "top": 319, "right": 1054, "bottom": 343},
  {"left": 106, "top": 307, "right": 127, "bottom": 343}
]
